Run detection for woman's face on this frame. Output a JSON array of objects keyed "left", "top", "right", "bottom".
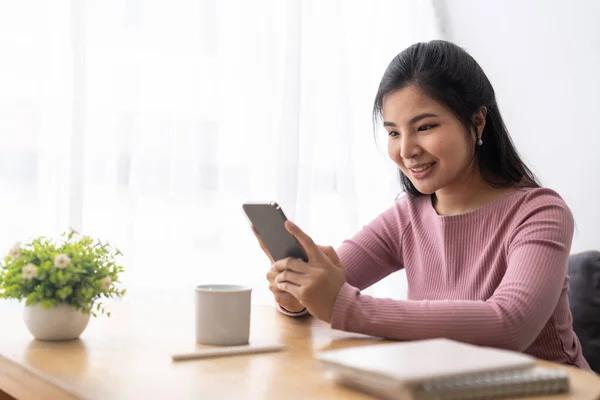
[{"left": 383, "top": 85, "right": 482, "bottom": 195}]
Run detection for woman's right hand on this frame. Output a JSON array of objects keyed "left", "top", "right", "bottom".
[{"left": 252, "top": 226, "right": 306, "bottom": 313}]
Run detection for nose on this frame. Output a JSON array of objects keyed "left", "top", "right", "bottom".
[{"left": 399, "top": 133, "right": 421, "bottom": 160}]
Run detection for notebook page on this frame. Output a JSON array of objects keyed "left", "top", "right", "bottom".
[{"left": 316, "top": 338, "right": 536, "bottom": 385}]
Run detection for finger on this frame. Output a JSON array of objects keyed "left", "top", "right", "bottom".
[
  {"left": 319, "top": 245, "right": 342, "bottom": 267},
  {"left": 268, "top": 281, "right": 277, "bottom": 293},
  {"left": 271, "top": 257, "right": 309, "bottom": 274},
  {"left": 266, "top": 269, "right": 278, "bottom": 282},
  {"left": 269, "top": 281, "right": 281, "bottom": 294},
  {"left": 284, "top": 220, "right": 321, "bottom": 260},
  {"left": 276, "top": 270, "right": 308, "bottom": 286},
  {"left": 251, "top": 226, "right": 274, "bottom": 263},
  {"left": 276, "top": 281, "right": 303, "bottom": 300},
  {"left": 273, "top": 291, "right": 304, "bottom": 309}
]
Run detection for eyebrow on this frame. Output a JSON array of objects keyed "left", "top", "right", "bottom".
[{"left": 383, "top": 113, "right": 439, "bottom": 127}]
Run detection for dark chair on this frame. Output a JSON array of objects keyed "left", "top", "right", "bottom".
[{"left": 568, "top": 251, "right": 600, "bottom": 373}]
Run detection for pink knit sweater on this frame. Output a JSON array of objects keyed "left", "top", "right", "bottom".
[{"left": 292, "top": 188, "right": 590, "bottom": 369}]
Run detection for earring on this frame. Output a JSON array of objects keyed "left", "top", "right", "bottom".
[{"left": 477, "top": 136, "right": 483, "bottom": 146}]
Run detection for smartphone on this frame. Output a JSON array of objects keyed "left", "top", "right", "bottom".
[{"left": 242, "top": 201, "right": 308, "bottom": 262}]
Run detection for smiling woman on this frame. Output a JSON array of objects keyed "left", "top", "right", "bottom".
[
  {"left": 374, "top": 40, "right": 540, "bottom": 207},
  {"left": 256, "top": 40, "right": 592, "bottom": 371}
]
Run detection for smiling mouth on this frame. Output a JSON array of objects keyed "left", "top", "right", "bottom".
[{"left": 408, "top": 163, "right": 435, "bottom": 173}]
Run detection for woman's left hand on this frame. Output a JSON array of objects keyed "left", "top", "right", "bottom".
[{"left": 271, "top": 220, "right": 346, "bottom": 323}]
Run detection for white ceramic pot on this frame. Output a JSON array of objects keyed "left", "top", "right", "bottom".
[{"left": 23, "top": 303, "right": 91, "bottom": 341}]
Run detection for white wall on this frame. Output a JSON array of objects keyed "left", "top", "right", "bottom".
[{"left": 434, "top": 0, "right": 600, "bottom": 252}]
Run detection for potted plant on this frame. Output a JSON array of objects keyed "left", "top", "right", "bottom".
[{"left": 0, "top": 229, "right": 126, "bottom": 341}]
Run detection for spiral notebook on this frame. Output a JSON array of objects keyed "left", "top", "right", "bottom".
[{"left": 316, "top": 338, "right": 570, "bottom": 400}]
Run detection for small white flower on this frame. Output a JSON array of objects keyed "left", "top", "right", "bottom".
[
  {"left": 102, "top": 276, "right": 112, "bottom": 291},
  {"left": 9, "top": 242, "right": 21, "bottom": 259},
  {"left": 21, "top": 263, "right": 38, "bottom": 280},
  {"left": 54, "top": 254, "right": 71, "bottom": 269}
]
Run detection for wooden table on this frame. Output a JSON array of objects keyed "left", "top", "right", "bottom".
[{"left": 1, "top": 297, "right": 600, "bottom": 400}]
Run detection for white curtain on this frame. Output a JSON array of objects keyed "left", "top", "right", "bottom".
[{"left": 0, "top": 0, "right": 439, "bottom": 304}]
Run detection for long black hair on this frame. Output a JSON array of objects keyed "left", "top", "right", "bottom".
[{"left": 373, "top": 40, "right": 540, "bottom": 196}]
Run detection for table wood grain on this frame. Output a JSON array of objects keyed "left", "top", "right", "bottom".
[{"left": 1, "top": 298, "right": 599, "bottom": 399}]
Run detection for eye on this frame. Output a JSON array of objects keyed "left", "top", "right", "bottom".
[
  {"left": 418, "top": 124, "right": 437, "bottom": 132},
  {"left": 388, "top": 131, "right": 400, "bottom": 138}
]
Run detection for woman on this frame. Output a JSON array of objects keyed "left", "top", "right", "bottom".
[{"left": 255, "top": 40, "right": 590, "bottom": 369}]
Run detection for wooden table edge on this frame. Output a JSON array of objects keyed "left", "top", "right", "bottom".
[
  {"left": 0, "top": 353, "right": 81, "bottom": 400},
  {"left": 1, "top": 336, "right": 598, "bottom": 400}
]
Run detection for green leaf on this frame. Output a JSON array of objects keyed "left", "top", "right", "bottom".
[
  {"left": 25, "top": 292, "right": 39, "bottom": 306},
  {"left": 56, "top": 286, "right": 73, "bottom": 300},
  {"left": 0, "top": 230, "right": 126, "bottom": 315},
  {"left": 42, "top": 299, "right": 58, "bottom": 309}
]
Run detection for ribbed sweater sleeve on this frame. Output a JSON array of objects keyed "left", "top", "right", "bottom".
[
  {"left": 330, "top": 192, "right": 575, "bottom": 352},
  {"left": 336, "top": 201, "right": 406, "bottom": 290}
]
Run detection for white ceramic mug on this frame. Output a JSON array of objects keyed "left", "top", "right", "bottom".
[{"left": 195, "top": 284, "right": 252, "bottom": 346}]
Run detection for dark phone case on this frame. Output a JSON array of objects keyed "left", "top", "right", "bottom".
[{"left": 243, "top": 202, "right": 308, "bottom": 262}]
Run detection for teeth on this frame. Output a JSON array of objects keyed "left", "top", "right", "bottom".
[{"left": 410, "top": 163, "right": 433, "bottom": 172}]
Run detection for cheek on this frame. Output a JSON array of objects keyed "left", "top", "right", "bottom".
[
  {"left": 387, "top": 140, "right": 404, "bottom": 166},
  {"left": 422, "top": 137, "right": 443, "bottom": 156},
  {"left": 387, "top": 140, "right": 396, "bottom": 159},
  {"left": 440, "top": 138, "right": 473, "bottom": 170},
  {"left": 430, "top": 129, "right": 471, "bottom": 164}
]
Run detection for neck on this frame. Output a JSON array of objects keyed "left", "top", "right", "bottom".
[{"left": 432, "top": 169, "right": 509, "bottom": 216}]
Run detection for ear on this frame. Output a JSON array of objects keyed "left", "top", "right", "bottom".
[{"left": 471, "top": 106, "right": 488, "bottom": 136}]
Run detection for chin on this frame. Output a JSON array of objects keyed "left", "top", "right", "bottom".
[
  {"left": 408, "top": 180, "right": 438, "bottom": 195},
  {"left": 414, "top": 186, "right": 436, "bottom": 195}
]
